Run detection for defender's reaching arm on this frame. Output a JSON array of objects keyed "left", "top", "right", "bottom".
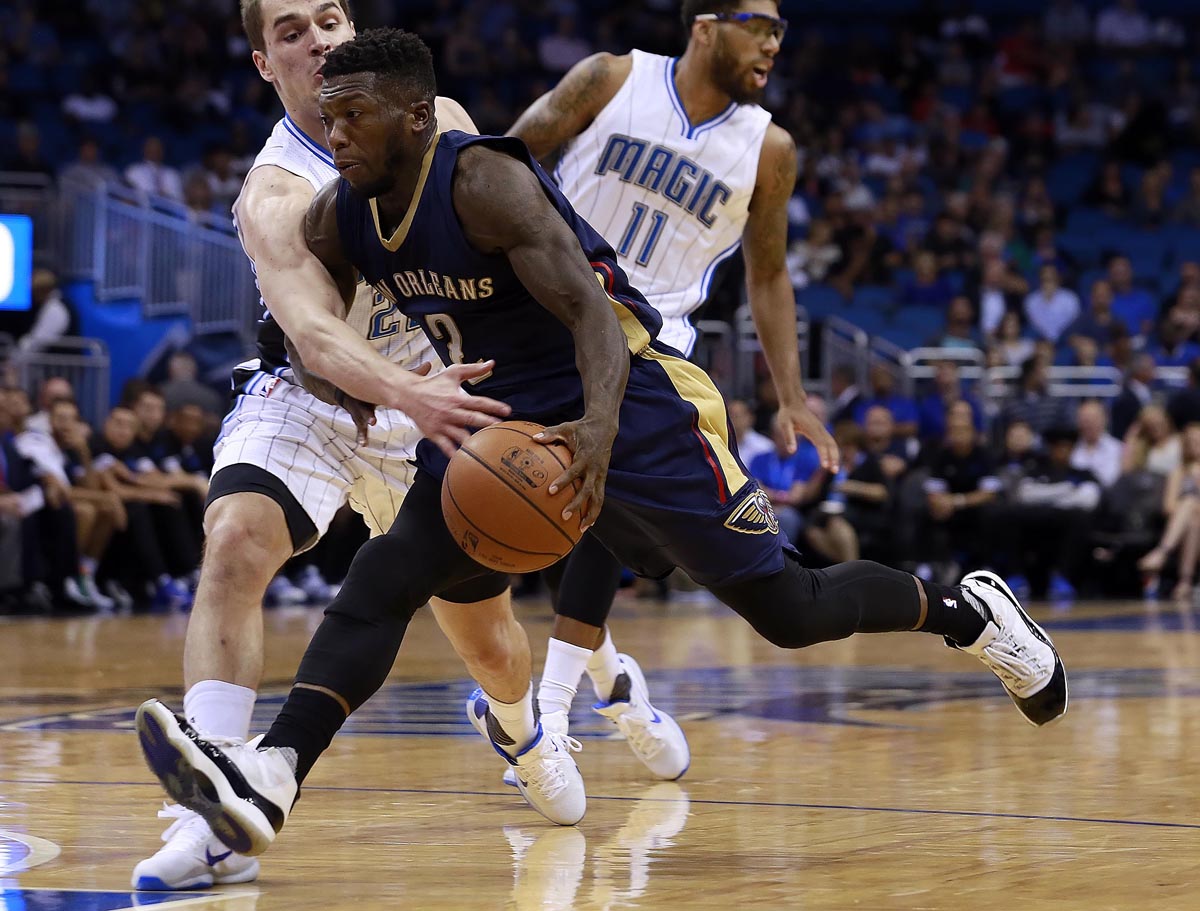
[
  {"left": 303, "top": 180, "right": 511, "bottom": 455},
  {"left": 452, "top": 145, "right": 630, "bottom": 529}
]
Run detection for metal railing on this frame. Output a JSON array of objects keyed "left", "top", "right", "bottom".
[
  {"left": 9, "top": 336, "right": 111, "bottom": 426},
  {"left": 56, "top": 178, "right": 258, "bottom": 344},
  {"left": 692, "top": 319, "right": 735, "bottom": 395},
  {"left": 731, "top": 303, "right": 809, "bottom": 401},
  {"left": 821, "top": 315, "right": 870, "bottom": 395},
  {"left": 0, "top": 173, "right": 56, "bottom": 260}
]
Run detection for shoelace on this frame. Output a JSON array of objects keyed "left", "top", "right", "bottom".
[
  {"left": 618, "top": 712, "right": 668, "bottom": 760},
  {"left": 157, "top": 804, "right": 211, "bottom": 850},
  {"left": 519, "top": 732, "right": 582, "bottom": 798},
  {"left": 981, "top": 632, "right": 1046, "bottom": 694}
]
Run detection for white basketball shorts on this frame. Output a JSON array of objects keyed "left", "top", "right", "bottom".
[{"left": 212, "top": 372, "right": 421, "bottom": 543}]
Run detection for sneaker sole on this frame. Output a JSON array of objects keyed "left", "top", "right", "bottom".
[
  {"left": 135, "top": 701, "right": 279, "bottom": 857},
  {"left": 133, "top": 858, "right": 259, "bottom": 892},
  {"left": 600, "top": 655, "right": 690, "bottom": 780},
  {"left": 962, "top": 570, "right": 1069, "bottom": 726}
]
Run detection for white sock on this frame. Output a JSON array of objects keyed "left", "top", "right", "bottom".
[
  {"left": 184, "top": 680, "right": 257, "bottom": 741},
  {"left": 537, "top": 638, "right": 592, "bottom": 717},
  {"left": 485, "top": 686, "right": 537, "bottom": 756},
  {"left": 586, "top": 628, "right": 624, "bottom": 702}
]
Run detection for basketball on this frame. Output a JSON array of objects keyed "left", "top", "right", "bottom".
[{"left": 441, "top": 421, "right": 583, "bottom": 573}]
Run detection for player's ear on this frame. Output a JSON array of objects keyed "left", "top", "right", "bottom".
[
  {"left": 411, "top": 100, "right": 434, "bottom": 133},
  {"left": 252, "top": 49, "right": 274, "bottom": 84}
]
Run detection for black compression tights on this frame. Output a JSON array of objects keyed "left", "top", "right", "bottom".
[
  {"left": 541, "top": 532, "right": 624, "bottom": 624},
  {"left": 709, "top": 552, "right": 984, "bottom": 649}
]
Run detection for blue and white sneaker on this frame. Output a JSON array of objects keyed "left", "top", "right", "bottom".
[
  {"left": 593, "top": 655, "right": 690, "bottom": 781},
  {"left": 132, "top": 804, "right": 259, "bottom": 890},
  {"left": 467, "top": 689, "right": 586, "bottom": 825}
]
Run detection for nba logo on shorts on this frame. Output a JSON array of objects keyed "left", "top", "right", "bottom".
[{"left": 723, "top": 489, "right": 780, "bottom": 535}]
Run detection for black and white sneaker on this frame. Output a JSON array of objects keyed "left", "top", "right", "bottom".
[
  {"left": 135, "top": 699, "right": 297, "bottom": 857},
  {"left": 952, "top": 571, "right": 1068, "bottom": 726}
]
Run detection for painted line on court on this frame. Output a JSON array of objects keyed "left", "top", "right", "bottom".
[
  {"left": 3, "top": 778, "right": 1198, "bottom": 832},
  {"left": 0, "top": 830, "right": 61, "bottom": 872}
]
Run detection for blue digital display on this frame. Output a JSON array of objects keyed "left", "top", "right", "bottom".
[{"left": 0, "top": 214, "right": 34, "bottom": 312}]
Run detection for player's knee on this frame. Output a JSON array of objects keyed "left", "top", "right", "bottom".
[
  {"left": 330, "top": 536, "right": 430, "bottom": 624},
  {"left": 712, "top": 561, "right": 837, "bottom": 650},
  {"left": 202, "top": 516, "right": 288, "bottom": 589}
]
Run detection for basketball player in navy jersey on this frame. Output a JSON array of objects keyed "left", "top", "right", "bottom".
[
  {"left": 439, "top": 0, "right": 828, "bottom": 781},
  {"left": 136, "top": 29, "right": 1066, "bottom": 859},
  {"left": 133, "top": 1, "right": 577, "bottom": 891}
]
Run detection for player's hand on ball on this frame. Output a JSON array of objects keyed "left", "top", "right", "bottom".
[
  {"left": 535, "top": 417, "right": 616, "bottom": 530},
  {"left": 779, "top": 400, "right": 840, "bottom": 472},
  {"left": 409, "top": 360, "right": 512, "bottom": 457}
]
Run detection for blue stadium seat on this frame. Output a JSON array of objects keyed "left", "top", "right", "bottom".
[
  {"left": 1166, "top": 226, "right": 1200, "bottom": 266},
  {"left": 795, "top": 284, "right": 847, "bottom": 321},
  {"left": 851, "top": 285, "right": 894, "bottom": 313},
  {"left": 1046, "top": 152, "right": 1100, "bottom": 207},
  {"left": 1057, "top": 233, "right": 1103, "bottom": 270},
  {"left": 1066, "top": 208, "right": 1120, "bottom": 237},
  {"left": 939, "top": 85, "right": 974, "bottom": 113}
]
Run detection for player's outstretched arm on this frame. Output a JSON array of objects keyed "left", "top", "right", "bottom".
[
  {"left": 743, "top": 124, "right": 839, "bottom": 471},
  {"left": 302, "top": 180, "right": 511, "bottom": 456},
  {"left": 507, "top": 53, "right": 629, "bottom": 161},
  {"left": 453, "top": 145, "right": 630, "bottom": 529}
]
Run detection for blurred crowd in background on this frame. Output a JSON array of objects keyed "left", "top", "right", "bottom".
[{"left": 4, "top": 0, "right": 1200, "bottom": 612}]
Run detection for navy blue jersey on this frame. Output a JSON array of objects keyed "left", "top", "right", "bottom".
[{"left": 335, "top": 131, "right": 661, "bottom": 425}]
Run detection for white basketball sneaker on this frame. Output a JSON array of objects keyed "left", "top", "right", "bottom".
[
  {"left": 593, "top": 655, "right": 690, "bottom": 780},
  {"left": 467, "top": 689, "right": 586, "bottom": 825},
  {"left": 132, "top": 804, "right": 259, "bottom": 891},
  {"left": 954, "top": 571, "right": 1068, "bottom": 726},
  {"left": 136, "top": 699, "right": 297, "bottom": 856}
]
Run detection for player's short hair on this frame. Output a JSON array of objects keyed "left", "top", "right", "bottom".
[
  {"left": 680, "top": 0, "right": 780, "bottom": 31},
  {"left": 321, "top": 28, "right": 436, "bottom": 103},
  {"left": 241, "top": 0, "right": 354, "bottom": 55}
]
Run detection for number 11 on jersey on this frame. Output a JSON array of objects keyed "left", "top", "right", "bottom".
[{"left": 617, "top": 202, "right": 669, "bottom": 268}]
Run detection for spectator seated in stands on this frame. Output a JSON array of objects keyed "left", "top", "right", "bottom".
[
  {"left": 1146, "top": 309, "right": 1200, "bottom": 369},
  {"left": 131, "top": 386, "right": 208, "bottom": 504},
  {"left": 124, "top": 135, "right": 184, "bottom": 203},
  {"left": 92, "top": 406, "right": 196, "bottom": 610},
  {"left": 1086, "top": 161, "right": 1132, "bottom": 219},
  {"left": 828, "top": 365, "right": 864, "bottom": 426},
  {"left": 1065, "top": 279, "right": 1123, "bottom": 357},
  {"left": 931, "top": 295, "right": 983, "bottom": 350},
  {"left": 786, "top": 218, "right": 841, "bottom": 289},
  {"left": 917, "top": 360, "right": 985, "bottom": 444},
  {"left": 1167, "top": 357, "right": 1200, "bottom": 430},
  {"left": 1095, "top": 0, "right": 1152, "bottom": 50},
  {"left": 15, "top": 270, "right": 76, "bottom": 357},
  {"left": 1071, "top": 399, "right": 1124, "bottom": 489},
  {"left": 833, "top": 421, "right": 896, "bottom": 564},
  {"left": 899, "top": 250, "right": 955, "bottom": 311},
  {"left": 1121, "top": 403, "right": 1181, "bottom": 478},
  {"left": 58, "top": 136, "right": 120, "bottom": 190},
  {"left": 0, "top": 386, "right": 46, "bottom": 613},
  {"left": 919, "top": 411, "right": 1004, "bottom": 584},
  {"left": 854, "top": 364, "right": 919, "bottom": 444},
  {"left": 24, "top": 377, "right": 74, "bottom": 436},
  {"left": 160, "top": 350, "right": 224, "bottom": 422},
  {"left": 1001, "top": 355, "right": 1073, "bottom": 438},
  {"left": 925, "top": 213, "right": 975, "bottom": 274},
  {"left": 15, "top": 397, "right": 124, "bottom": 612},
  {"left": 1111, "top": 352, "right": 1159, "bottom": 439},
  {"left": 973, "top": 250, "right": 1029, "bottom": 339},
  {"left": 997, "top": 420, "right": 1039, "bottom": 481},
  {"left": 1023, "top": 263, "right": 1081, "bottom": 346},
  {"left": 990, "top": 426, "right": 1101, "bottom": 600},
  {"left": 1172, "top": 166, "right": 1200, "bottom": 227},
  {"left": 989, "top": 309, "right": 1036, "bottom": 367},
  {"left": 1107, "top": 255, "right": 1158, "bottom": 340},
  {"left": 748, "top": 409, "right": 825, "bottom": 549},
  {"left": 727, "top": 398, "right": 773, "bottom": 467},
  {"left": 1137, "top": 422, "right": 1200, "bottom": 600}
]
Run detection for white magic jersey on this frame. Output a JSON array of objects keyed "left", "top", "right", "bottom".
[
  {"left": 554, "top": 50, "right": 772, "bottom": 355},
  {"left": 232, "top": 115, "right": 433, "bottom": 374}
]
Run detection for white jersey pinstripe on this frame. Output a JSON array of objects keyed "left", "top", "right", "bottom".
[
  {"left": 214, "top": 115, "right": 430, "bottom": 543},
  {"left": 553, "top": 50, "right": 772, "bottom": 355}
]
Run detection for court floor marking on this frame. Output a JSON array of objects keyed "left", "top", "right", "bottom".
[
  {"left": 0, "top": 830, "right": 61, "bottom": 873},
  {"left": 2, "top": 779, "right": 1198, "bottom": 832},
  {"left": 0, "top": 889, "right": 257, "bottom": 910}
]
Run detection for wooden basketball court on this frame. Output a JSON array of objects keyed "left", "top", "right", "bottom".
[{"left": 2, "top": 595, "right": 1198, "bottom": 910}]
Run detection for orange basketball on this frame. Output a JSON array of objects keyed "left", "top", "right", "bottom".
[{"left": 441, "top": 420, "right": 583, "bottom": 573}]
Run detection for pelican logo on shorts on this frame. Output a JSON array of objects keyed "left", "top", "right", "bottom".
[
  {"left": 499, "top": 447, "right": 549, "bottom": 490},
  {"left": 724, "top": 488, "right": 780, "bottom": 536}
]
